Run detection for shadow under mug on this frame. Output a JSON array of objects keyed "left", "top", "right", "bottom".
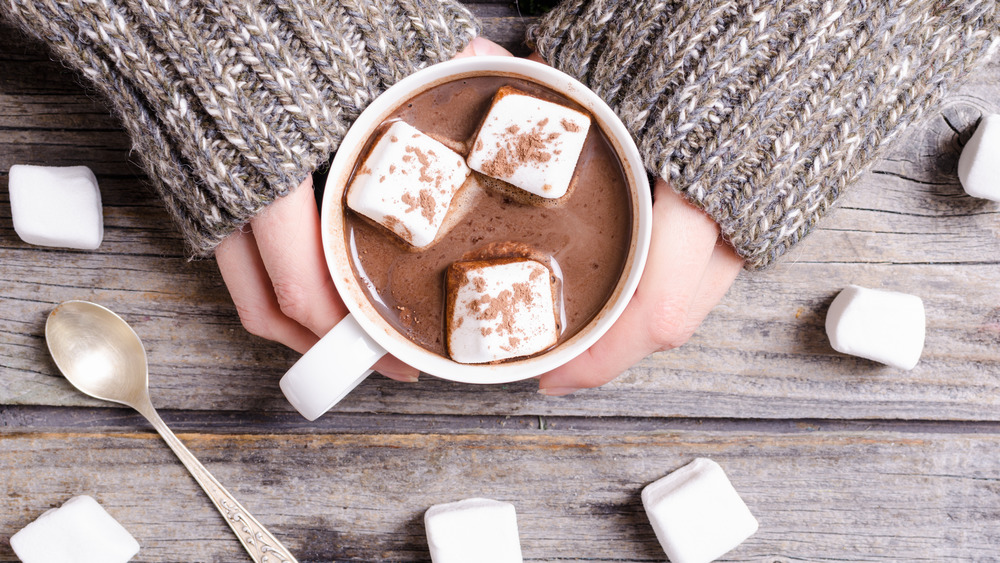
[{"left": 280, "top": 57, "right": 652, "bottom": 421}]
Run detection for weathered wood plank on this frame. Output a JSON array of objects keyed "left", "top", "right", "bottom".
[
  {"left": 8, "top": 404, "right": 1000, "bottom": 436},
  {"left": 5, "top": 247, "right": 999, "bottom": 420},
  {"left": 1, "top": 427, "right": 998, "bottom": 562},
  {"left": 2, "top": 12, "right": 999, "bottom": 422},
  {"left": 3, "top": 6, "right": 1000, "bottom": 562}
]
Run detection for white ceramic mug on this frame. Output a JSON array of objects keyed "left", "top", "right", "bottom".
[{"left": 280, "top": 57, "right": 652, "bottom": 420}]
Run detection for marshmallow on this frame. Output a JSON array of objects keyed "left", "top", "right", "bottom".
[
  {"left": 825, "top": 285, "right": 925, "bottom": 370},
  {"left": 8, "top": 164, "right": 103, "bottom": 250},
  {"left": 11, "top": 495, "right": 140, "bottom": 563},
  {"left": 424, "top": 498, "right": 523, "bottom": 563},
  {"left": 467, "top": 86, "right": 590, "bottom": 200},
  {"left": 347, "top": 121, "right": 471, "bottom": 247},
  {"left": 641, "top": 458, "right": 758, "bottom": 563},
  {"left": 958, "top": 114, "right": 1000, "bottom": 201},
  {"left": 446, "top": 258, "right": 558, "bottom": 364}
]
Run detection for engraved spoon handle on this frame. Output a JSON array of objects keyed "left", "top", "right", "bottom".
[{"left": 135, "top": 400, "right": 298, "bottom": 563}]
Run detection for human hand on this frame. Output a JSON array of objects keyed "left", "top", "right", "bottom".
[
  {"left": 537, "top": 178, "right": 744, "bottom": 395},
  {"left": 214, "top": 37, "right": 512, "bottom": 382},
  {"left": 524, "top": 51, "right": 744, "bottom": 394}
]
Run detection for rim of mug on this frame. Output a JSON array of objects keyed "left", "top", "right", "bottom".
[{"left": 321, "top": 56, "right": 651, "bottom": 384}]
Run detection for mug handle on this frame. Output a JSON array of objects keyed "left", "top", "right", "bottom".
[{"left": 279, "top": 314, "right": 388, "bottom": 420}]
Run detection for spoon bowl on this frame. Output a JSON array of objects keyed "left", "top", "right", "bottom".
[
  {"left": 45, "top": 300, "right": 149, "bottom": 407},
  {"left": 45, "top": 300, "right": 298, "bottom": 563}
]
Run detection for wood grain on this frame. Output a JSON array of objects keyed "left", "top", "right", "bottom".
[
  {"left": 2, "top": 3, "right": 1000, "bottom": 561},
  {"left": 3, "top": 20, "right": 999, "bottom": 420},
  {"left": 2, "top": 427, "right": 999, "bottom": 562}
]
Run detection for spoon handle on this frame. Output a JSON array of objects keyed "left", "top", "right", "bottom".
[{"left": 136, "top": 402, "right": 299, "bottom": 563}]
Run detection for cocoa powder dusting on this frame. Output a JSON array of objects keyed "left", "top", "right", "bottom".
[
  {"left": 479, "top": 119, "right": 559, "bottom": 179},
  {"left": 401, "top": 192, "right": 419, "bottom": 213},
  {"left": 482, "top": 146, "right": 516, "bottom": 177},
  {"left": 346, "top": 76, "right": 631, "bottom": 359},
  {"left": 417, "top": 189, "right": 436, "bottom": 222},
  {"left": 473, "top": 277, "right": 487, "bottom": 293},
  {"left": 405, "top": 145, "right": 435, "bottom": 184},
  {"left": 511, "top": 281, "right": 535, "bottom": 309},
  {"left": 489, "top": 290, "right": 517, "bottom": 336},
  {"left": 462, "top": 277, "right": 537, "bottom": 340}
]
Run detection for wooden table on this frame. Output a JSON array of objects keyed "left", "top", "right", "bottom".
[{"left": 3, "top": 3, "right": 1000, "bottom": 561}]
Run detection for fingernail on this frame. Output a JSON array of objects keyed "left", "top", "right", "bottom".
[
  {"left": 537, "top": 386, "right": 580, "bottom": 396},
  {"left": 382, "top": 371, "right": 419, "bottom": 383},
  {"left": 396, "top": 372, "right": 419, "bottom": 383}
]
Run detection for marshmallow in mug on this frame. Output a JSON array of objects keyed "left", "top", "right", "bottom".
[
  {"left": 280, "top": 57, "right": 653, "bottom": 421},
  {"left": 467, "top": 86, "right": 591, "bottom": 200},
  {"left": 825, "top": 285, "right": 925, "bottom": 370},
  {"left": 446, "top": 258, "right": 559, "bottom": 364},
  {"left": 424, "top": 498, "right": 523, "bottom": 563},
  {"left": 346, "top": 121, "right": 471, "bottom": 248}
]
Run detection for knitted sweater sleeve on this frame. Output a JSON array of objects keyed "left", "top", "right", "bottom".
[
  {"left": 1, "top": 0, "right": 479, "bottom": 256},
  {"left": 528, "top": 1, "right": 997, "bottom": 270}
]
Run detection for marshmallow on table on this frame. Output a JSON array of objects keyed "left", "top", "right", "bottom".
[
  {"left": 958, "top": 114, "right": 1000, "bottom": 201},
  {"left": 347, "top": 120, "right": 471, "bottom": 247},
  {"left": 467, "top": 86, "right": 590, "bottom": 200},
  {"left": 642, "top": 458, "right": 758, "bottom": 563},
  {"left": 8, "top": 164, "right": 103, "bottom": 250},
  {"left": 446, "top": 258, "right": 558, "bottom": 364},
  {"left": 825, "top": 284, "right": 925, "bottom": 370},
  {"left": 11, "top": 495, "right": 140, "bottom": 563},
  {"left": 424, "top": 498, "right": 523, "bottom": 563}
]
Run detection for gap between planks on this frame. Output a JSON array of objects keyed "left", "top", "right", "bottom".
[{"left": 3, "top": 405, "right": 1000, "bottom": 437}]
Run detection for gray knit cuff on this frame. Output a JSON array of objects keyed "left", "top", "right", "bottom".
[
  {"left": 529, "top": 0, "right": 997, "bottom": 269},
  {"left": 2, "top": 0, "right": 480, "bottom": 256}
]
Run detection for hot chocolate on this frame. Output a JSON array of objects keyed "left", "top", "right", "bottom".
[{"left": 343, "top": 75, "right": 633, "bottom": 358}]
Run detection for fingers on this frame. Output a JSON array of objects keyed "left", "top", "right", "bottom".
[
  {"left": 689, "top": 236, "right": 744, "bottom": 324},
  {"left": 217, "top": 177, "right": 419, "bottom": 381},
  {"left": 373, "top": 356, "right": 420, "bottom": 382},
  {"left": 249, "top": 176, "right": 347, "bottom": 336},
  {"left": 217, "top": 35, "right": 519, "bottom": 386},
  {"left": 537, "top": 178, "right": 744, "bottom": 395},
  {"left": 454, "top": 36, "right": 514, "bottom": 58},
  {"left": 215, "top": 224, "right": 320, "bottom": 355}
]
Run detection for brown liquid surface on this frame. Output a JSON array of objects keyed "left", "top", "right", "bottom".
[{"left": 344, "top": 76, "right": 632, "bottom": 357}]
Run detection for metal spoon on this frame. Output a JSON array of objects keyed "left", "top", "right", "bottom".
[{"left": 45, "top": 300, "right": 298, "bottom": 563}]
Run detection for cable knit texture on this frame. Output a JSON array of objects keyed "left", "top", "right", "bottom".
[
  {"left": 1, "top": 0, "right": 480, "bottom": 255},
  {"left": 529, "top": 0, "right": 998, "bottom": 269}
]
